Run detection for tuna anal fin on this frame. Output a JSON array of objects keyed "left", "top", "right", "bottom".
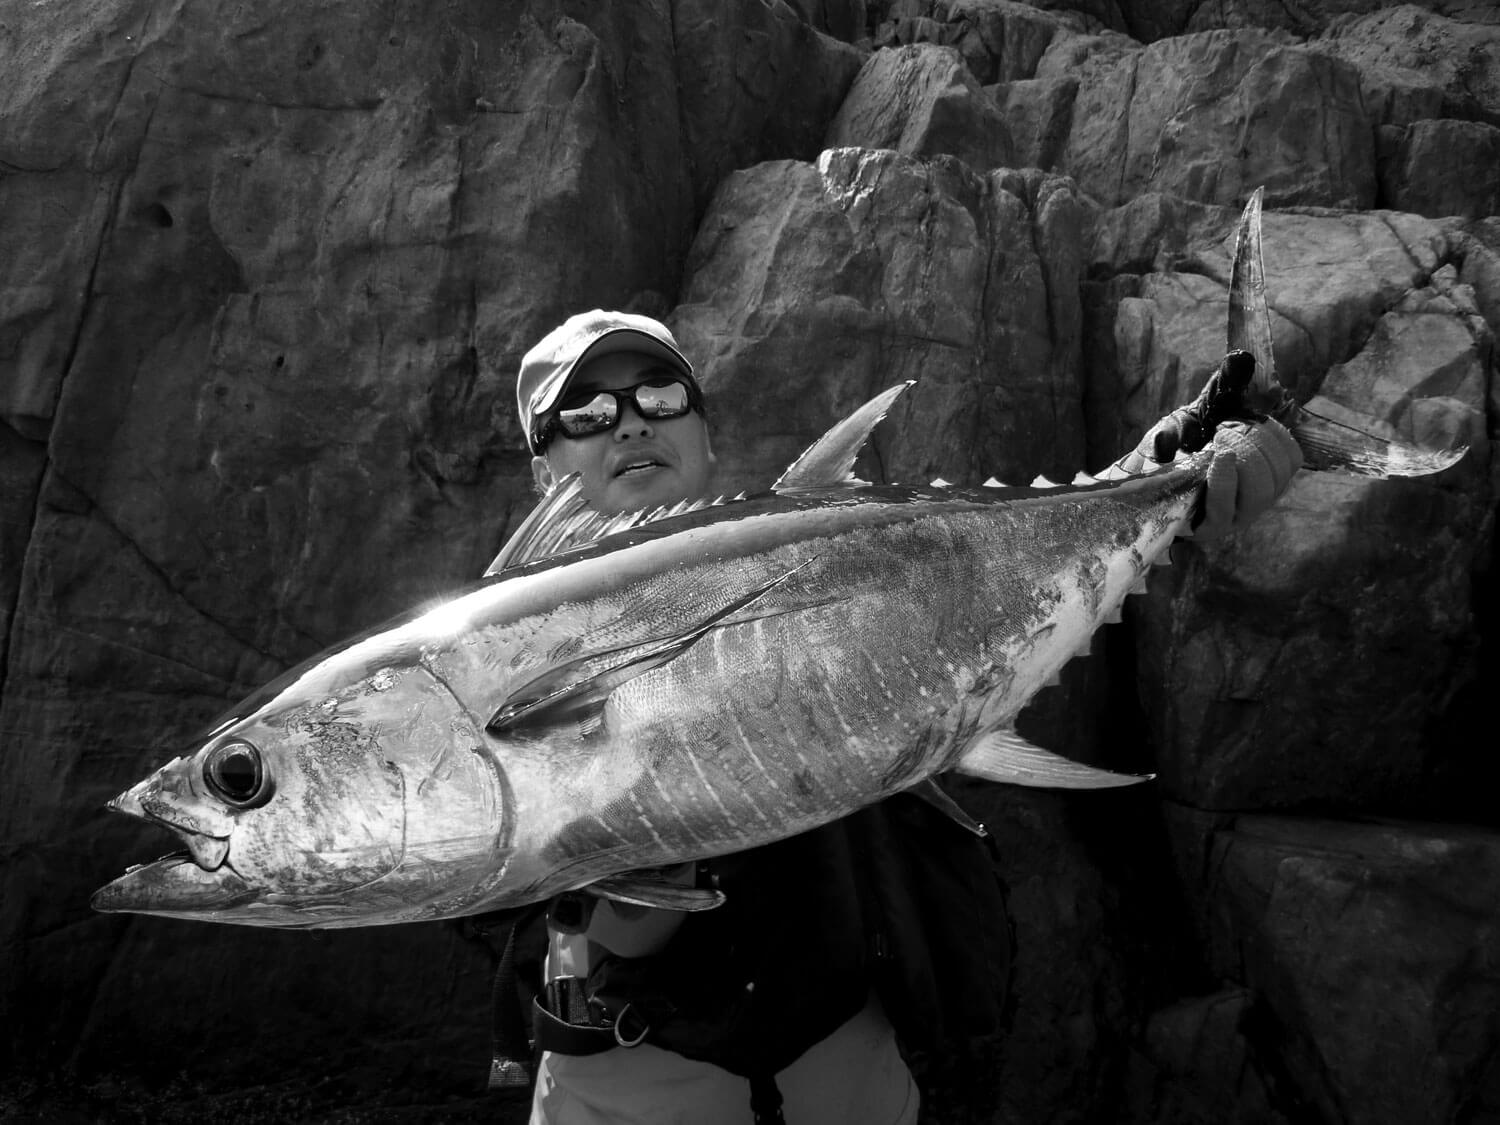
[
  {"left": 907, "top": 779, "right": 988, "bottom": 837},
  {"left": 586, "top": 873, "right": 725, "bottom": 912},
  {"left": 952, "top": 730, "right": 1152, "bottom": 790},
  {"left": 487, "top": 563, "right": 815, "bottom": 736}
]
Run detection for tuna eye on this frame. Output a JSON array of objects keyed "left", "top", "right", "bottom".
[{"left": 204, "top": 741, "right": 271, "bottom": 808}]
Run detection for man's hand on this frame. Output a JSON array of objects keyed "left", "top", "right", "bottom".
[
  {"left": 1104, "top": 351, "right": 1303, "bottom": 540},
  {"left": 1192, "top": 417, "right": 1302, "bottom": 540}
]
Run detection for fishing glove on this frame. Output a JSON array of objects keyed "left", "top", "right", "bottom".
[
  {"left": 1111, "top": 351, "right": 1301, "bottom": 541},
  {"left": 1192, "top": 418, "right": 1301, "bottom": 541}
]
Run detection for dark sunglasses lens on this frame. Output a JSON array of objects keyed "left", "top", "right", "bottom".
[
  {"left": 634, "top": 381, "right": 691, "bottom": 418},
  {"left": 556, "top": 392, "right": 619, "bottom": 437}
]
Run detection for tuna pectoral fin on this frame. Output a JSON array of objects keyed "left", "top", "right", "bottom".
[
  {"left": 587, "top": 873, "right": 726, "bottom": 912},
  {"left": 488, "top": 564, "right": 814, "bottom": 736},
  {"left": 953, "top": 730, "right": 1153, "bottom": 789}
]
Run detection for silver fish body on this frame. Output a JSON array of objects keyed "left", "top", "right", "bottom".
[
  {"left": 93, "top": 462, "right": 1203, "bottom": 928},
  {"left": 95, "top": 188, "right": 1468, "bottom": 929}
]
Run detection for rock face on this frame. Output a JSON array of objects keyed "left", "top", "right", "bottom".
[
  {"left": 675, "top": 151, "right": 1088, "bottom": 488},
  {"left": 1, "top": 0, "right": 1497, "bottom": 1122}
]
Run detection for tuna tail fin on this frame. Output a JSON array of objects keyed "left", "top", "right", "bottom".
[
  {"left": 952, "top": 730, "right": 1152, "bottom": 789},
  {"left": 1227, "top": 187, "right": 1467, "bottom": 479},
  {"left": 1227, "top": 187, "right": 1283, "bottom": 417},
  {"left": 1277, "top": 402, "right": 1467, "bottom": 478},
  {"left": 773, "top": 382, "right": 915, "bottom": 491}
]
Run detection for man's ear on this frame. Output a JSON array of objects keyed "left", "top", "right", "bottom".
[{"left": 531, "top": 455, "right": 556, "bottom": 498}]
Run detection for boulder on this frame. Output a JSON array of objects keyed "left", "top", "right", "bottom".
[
  {"left": 932, "top": 0, "right": 1078, "bottom": 83},
  {"left": 779, "top": 0, "right": 872, "bottom": 42},
  {"left": 1453, "top": 216, "right": 1500, "bottom": 346},
  {"left": 1312, "top": 5, "right": 1500, "bottom": 126},
  {"left": 1129, "top": 988, "right": 1292, "bottom": 1125},
  {"left": 1180, "top": 0, "right": 1500, "bottom": 37},
  {"left": 673, "top": 0, "right": 868, "bottom": 213},
  {"left": 1179, "top": 810, "right": 1500, "bottom": 1125},
  {"left": 825, "top": 43, "right": 1014, "bottom": 169},
  {"left": 1058, "top": 29, "right": 1376, "bottom": 209},
  {"left": 1378, "top": 119, "right": 1500, "bottom": 220},
  {"left": 945, "top": 778, "right": 1173, "bottom": 1124},
  {"left": 673, "top": 149, "right": 1088, "bottom": 491},
  {"left": 1312, "top": 264, "right": 1491, "bottom": 460},
  {"left": 985, "top": 75, "right": 1078, "bottom": 170},
  {"left": 1135, "top": 467, "right": 1483, "bottom": 813}
]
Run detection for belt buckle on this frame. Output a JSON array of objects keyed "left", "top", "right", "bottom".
[{"left": 546, "top": 977, "right": 608, "bottom": 1028}]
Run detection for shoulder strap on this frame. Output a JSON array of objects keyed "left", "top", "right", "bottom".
[{"left": 749, "top": 1072, "right": 786, "bottom": 1125}]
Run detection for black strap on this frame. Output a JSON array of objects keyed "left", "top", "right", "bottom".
[
  {"left": 531, "top": 997, "right": 620, "bottom": 1056},
  {"left": 488, "top": 918, "right": 536, "bottom": 1091},
  {"left": 749, "top": 1072, "right": 785, "bottom": 1125}
]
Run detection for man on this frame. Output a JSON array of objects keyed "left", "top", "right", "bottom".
[{"left": 501, "top": 309, "right": 1300, "bottom": 1125}]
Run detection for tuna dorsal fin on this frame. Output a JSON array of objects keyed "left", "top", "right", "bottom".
[
  {"left": 485, "top": 476, "right": 720, "bottom": 574},
  {"left": 487, "top": 562, "right": 814, "bottom": 736},
  {"left": 907, "top": 779, "right": 989, "bottom": 837},
  {"left": 773, "top": 382, "right": 915, "bottom": 491},
  {"left": 952, "top": 730, "right": 1152, "bottom": 789},
  {"left": 586, "top": 872, "right": 725, "bottom": 912}
]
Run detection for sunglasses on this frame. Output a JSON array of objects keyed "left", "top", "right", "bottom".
[{"left": 532, "top": 372, "right": 703, "bottom": 452}]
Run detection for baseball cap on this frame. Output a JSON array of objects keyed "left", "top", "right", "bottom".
[{"left": 517, "top": 310, "right": 696, "bottom": 454}]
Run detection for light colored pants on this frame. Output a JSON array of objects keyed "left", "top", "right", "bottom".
[{"left": 528, "top": 992, "right": 919, "bottom": 1125}]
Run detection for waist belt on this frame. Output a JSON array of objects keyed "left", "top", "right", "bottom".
[
  {"left": 534, "top": 977, "right": 651, "bottom": 1056},
  {"left": 535, "top": 979, "right": 787, "bottom": 1125}
]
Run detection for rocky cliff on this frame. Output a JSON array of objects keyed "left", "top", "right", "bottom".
[{"left": 1, "top": 0, "right": 1496, "bottom": 1121}]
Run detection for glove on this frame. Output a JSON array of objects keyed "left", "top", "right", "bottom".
[
  {"left": 1191, "top": 417, "right": 1302, "bottom": 540},
  {"left": 1106, "top": 351, "right": 1303, "bottom": 540},
  {"left": 1112, "top": 350, "right": 1260, "bottom": 473}
]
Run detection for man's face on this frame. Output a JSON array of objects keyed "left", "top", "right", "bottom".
[{"left": 531, "top": 351, "right": 716, "bottom": 515}]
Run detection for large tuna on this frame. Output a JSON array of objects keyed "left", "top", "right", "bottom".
[{"left": 92, "top": 193, "right": 1462, "bottom": 929}]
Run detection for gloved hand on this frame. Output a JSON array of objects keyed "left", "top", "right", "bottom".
[
  {"left": 1191, "top": 417, "right": 1302, "bottom": 540},
  {"left": 1106, "top": 351, "right": 1302, "bottom": 540}
]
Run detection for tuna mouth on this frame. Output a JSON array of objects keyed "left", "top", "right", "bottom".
[
  {"left": 106, "top": 781, "right": 232, "bottom": 871},
  {"left": 91, "top": 854, "right": 258, "bottom": 915},
  {"left": 92, "top": 785, "right": 254, "bottom": 915},
  {"left": 135, "top": 821, "right": 230, "bottom": 871}
]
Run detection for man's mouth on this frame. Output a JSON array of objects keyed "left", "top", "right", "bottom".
[{"left": 614, "top": 458, "right": 669, "bottom": 479}]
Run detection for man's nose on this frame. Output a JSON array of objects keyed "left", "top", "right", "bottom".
[{"left": 612, "top": 401, "right": 654, "bottom": 440}]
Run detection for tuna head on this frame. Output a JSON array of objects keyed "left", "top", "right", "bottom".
[{"left": 93, "top": 643, "right": 508, "bottom": 928}]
